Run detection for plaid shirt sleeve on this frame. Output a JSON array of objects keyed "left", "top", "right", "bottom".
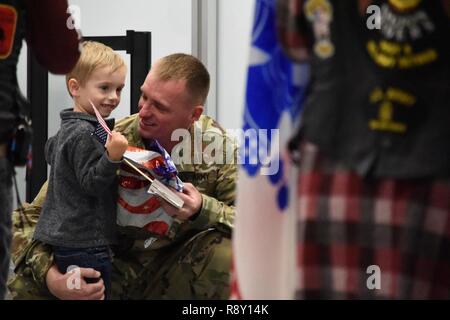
[{"left": 276, "top": 0, "right": 312, "bottom": 61}]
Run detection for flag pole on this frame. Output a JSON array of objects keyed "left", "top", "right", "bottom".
[{"left": 123, "top": 157, "right": 154, "bottom": 183}]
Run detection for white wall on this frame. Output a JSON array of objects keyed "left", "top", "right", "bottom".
[{"left": 217, "top": 0, "right": 254, "bottom": 130}]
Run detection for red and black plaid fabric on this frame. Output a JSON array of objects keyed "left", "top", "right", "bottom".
[{"left": 296, "top": 142, "right": 450, "bottom": 299}]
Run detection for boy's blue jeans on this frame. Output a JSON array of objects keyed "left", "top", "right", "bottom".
[{"left": 53, "top": 245, "right": 112, "bottom": 300}]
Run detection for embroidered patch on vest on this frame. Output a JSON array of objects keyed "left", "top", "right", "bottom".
[
  {"left": 0, "top": 4, "right": 17, "bottom": 59},
  {"left": 368, "top": 87, "right": 417, "bottom": 134},
  {"left": 304, "top": 0, "right": 335, "bottom": 59},
  {"left": 388, "top": 0, "right": 422, "bottom": 12}
]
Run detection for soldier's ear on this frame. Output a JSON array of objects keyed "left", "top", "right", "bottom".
[
  {"left": 68, "top": 78, "right": 81, "bottom": 97},
  {"left": 191, "top": 105, "right": 203, "bottom": 122}
]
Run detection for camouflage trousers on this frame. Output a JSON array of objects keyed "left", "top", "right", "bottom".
[{"left": 8, "top": 229, "right": 232, "bottom": 300}]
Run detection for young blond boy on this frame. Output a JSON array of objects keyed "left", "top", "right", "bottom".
[{"left": 33, "top": 41, "right": 128, "bottom": 299}]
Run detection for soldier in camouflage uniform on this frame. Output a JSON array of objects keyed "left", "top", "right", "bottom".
[{"left": 7, "top": 53, "right": 236, "bottom": 299}]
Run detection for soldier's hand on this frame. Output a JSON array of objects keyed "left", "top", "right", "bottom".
[
  {"left": 46, "top": 264, "right": 105, "bottom": 300},
  {"left": 158, "top": 182, "right": 202, "bottom": 221}
]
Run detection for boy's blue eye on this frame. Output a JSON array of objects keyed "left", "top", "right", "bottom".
[{"left": 100, "top": 86, "right": 108, "bottom": 91}]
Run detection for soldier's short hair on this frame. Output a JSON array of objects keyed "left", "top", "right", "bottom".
[
  {"left": 155, "top": 53, "right": 210, "bottom": 106},
  {"left": 65, "top": 41, "right": 126, "bottom": 94}
]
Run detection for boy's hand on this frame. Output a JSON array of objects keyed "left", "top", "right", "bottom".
[{"left": 105, "top": 131, "right": 128, "bottom": 161}]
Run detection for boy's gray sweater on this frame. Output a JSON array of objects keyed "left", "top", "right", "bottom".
[{"left": 34, "top": 109, "right": 120, "bottom": 248}]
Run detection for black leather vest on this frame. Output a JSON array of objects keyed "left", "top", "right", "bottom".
[
  {"left": 0, "top": 0, "right": 26, "bottom": 142},
  {"left": 300, "top": 0, "right": 450, "bottom": 178}
]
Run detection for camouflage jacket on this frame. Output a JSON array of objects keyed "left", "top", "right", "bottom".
[
  {"left": 114, "top": 114, "right": 236, "bottom": 248},
  {"left": 10, "top": 114, "right": 236, "bottom": 293}
]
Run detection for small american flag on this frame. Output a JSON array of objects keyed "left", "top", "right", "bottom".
[
  {"left": 90, "top": 100, "right": 112, "bottom": 145},
  {"left": 90, "top": 100, "right": 112, "bottom": 135}
]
